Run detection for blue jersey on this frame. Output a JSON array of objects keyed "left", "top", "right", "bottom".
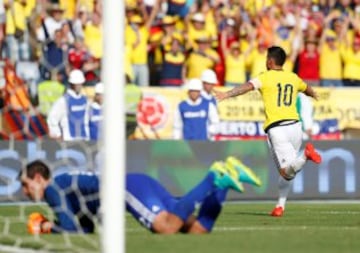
[
  {"left": 44, "top": 173, "right": 176, "bottom": 233},
  {"left": 126, "top": 174, "right": 177, "bottom": 231},
  {"left": 44, "top": 172, "right": 100, "bottom": 233}
]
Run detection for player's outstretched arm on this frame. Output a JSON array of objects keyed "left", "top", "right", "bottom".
[
  {"left": 304, "top": 85, "right": 319, "bottom": 100},
  {"left": 213, "top": 82, "right": 254, "bottom": 102}
]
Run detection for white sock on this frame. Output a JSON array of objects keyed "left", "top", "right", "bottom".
[{"left": 277, "top": 176, "right": 294, "bottom": 209}]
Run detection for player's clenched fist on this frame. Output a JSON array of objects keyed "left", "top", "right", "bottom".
[{"left": 27, "top": 212, "right": 51, "bottom": 234}]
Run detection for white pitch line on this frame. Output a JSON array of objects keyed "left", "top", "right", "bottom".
[
  {"left": 0, "top": 245, "right": 52, "bottom": 253},
  {"left": 213, "top": 226, "right": 360, "bottom": 231},
  {"left": 318, "top": 211, "right": 360, "bottom": 215},
  {"left": 125, "top": 226, "right": 360, "bottom": 233}
]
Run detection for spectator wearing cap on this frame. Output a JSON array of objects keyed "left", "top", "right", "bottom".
[
  {"left": 36, "top": 3, "right": 66, "bottom": 42},
  {"left": 125, "top": 0, "right": 160, "bottom": 86},
  {"left": 47, "top": 69, "right": 89, "bottom": 141},
  {"left": 200, "top": 69, "right": 218, "bottom": 105},
  {"left": 187, "top": 12, "right": 213, "bottom": 50},
  {"left": 173, "top": 78, "right": 219, "bottom": 140},
  {"left": 199, "top": 0, "right": 218, "bottom": 48},
  {"left": 160, "top": 15, "right": 178, "bottom": 51},
  {"left": 148, "top": 15, "right": 177, "bottom": 86},
  {"left": 85, "top": 82, "right": 103, "bottom": 141},
  {"left": 159, "top": 34, "right": 185, "bottom": 86},
  {"left": 185, "top": 35, "right": 219, "bottom": 79},
  {"left": 319, "top": 29, "right": 343, "bottom": 87},
  {"left": 126, "top": 14, "right": 149, "bottom": 86}
]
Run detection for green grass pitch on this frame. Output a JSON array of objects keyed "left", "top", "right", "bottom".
[{"left": 0, "top": 202, "right": 359, "bottom": 253}]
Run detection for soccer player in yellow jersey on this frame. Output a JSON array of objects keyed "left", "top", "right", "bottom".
[{"left": 214, "top": 46, "right": 322, "bottom": 217}]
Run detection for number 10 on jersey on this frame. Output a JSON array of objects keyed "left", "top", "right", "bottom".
[{"left": 277, "top": 83, "right": 294, "bottom": 107}]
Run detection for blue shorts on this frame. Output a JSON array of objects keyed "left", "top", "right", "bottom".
[{"left": 125, "top": 173, "right": 177, "bottom": 232}]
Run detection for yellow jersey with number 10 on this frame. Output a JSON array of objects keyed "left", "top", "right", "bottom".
[{"left": 250, "top": 70, "right": 307, "bottom": 130}]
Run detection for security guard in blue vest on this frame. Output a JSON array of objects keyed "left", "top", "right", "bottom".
[{"left": 173, "top": 78, "right": 219, "bottom": 140}]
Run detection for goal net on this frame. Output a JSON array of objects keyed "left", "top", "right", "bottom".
[
  {"left": 0, "top": 140, "right": 102, "bottom": 253},
  {"left": 0, "top": 0, "right": 125, "bottom": 251}
]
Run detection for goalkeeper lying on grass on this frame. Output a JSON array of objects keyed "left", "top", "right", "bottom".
[{"left": 20, "top": 158, "right": 261, "bottom": 234}]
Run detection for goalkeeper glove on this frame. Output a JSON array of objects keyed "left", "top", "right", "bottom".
[{"left": 27, "top": 212, "right": 51, "bottom": 234}]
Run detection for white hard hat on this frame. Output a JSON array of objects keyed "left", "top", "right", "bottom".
[
  {"left": 186, "top": 78, "right": 202, "bottom": 91},
  {"left": 201, "top": 69, "right": 218, "bottom": 84},
  {"left": 69, "top": 69, "right": 85, "bottom": 85},
  {"left": 94, "top": 82, "right": 104, "bottom": 94}
]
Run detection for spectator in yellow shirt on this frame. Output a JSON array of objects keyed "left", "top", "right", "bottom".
[
  {"left": 83, "top": 11, "right": 103, "bottom": 59},
  {"left": 126, "top": 15, "right": 150, "bottom": 86},
  {"left": 186, "top": 12, "right": 214, "bottom": 50},
  {"left": 341, "top": 35, "right": 360, "bottom": 86},
  {"left": 248, "top": 41, "right": 268, "bottom": 78},
  {"left": 160, "top": 15, "right": 178, "bottom": 51},
  {"left": 201, "top": 0, "right": 218, "bottom": 48},
  {"left": 340, "top": 15, "right": 360, "bottom": 87},
  {"left": 125, "top": 1, "right": 159, "bottom": 86},
  {"left": 223, "top": 41, "right": 252, "bottom": 87},
  {"left": 4, "top": 0, "right": 30, "bottom": 62},
  {"left": 319, "top": 29, "right": 343, "bottom": 87},
  {"left": 24, "top": 0, "right": 36, "bottom": 18},
  {"left": 185, "top": 36, "right": 220, "bottom": 79},
  {"left": 59, "top": 0, "right": 76, "bottom": 20}
]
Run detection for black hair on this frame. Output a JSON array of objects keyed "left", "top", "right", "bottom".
[
  {"left": 18, "top": 160, "right": 51, "bottom": 180},
  {"left": 267, "top": 46, "right": 287, "bottom": 66}
]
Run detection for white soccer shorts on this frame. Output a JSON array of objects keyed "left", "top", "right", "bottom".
[{"left": 267, "top": 122, "right": 303, "bottom": 174}]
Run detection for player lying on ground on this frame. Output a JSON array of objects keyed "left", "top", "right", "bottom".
[{"left": 20, "top": 157, "right": 261, "bottom": 234}]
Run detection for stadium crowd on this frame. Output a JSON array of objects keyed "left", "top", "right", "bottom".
[{"left": 0, "top": 0, "right": 358, "bottom": 140}]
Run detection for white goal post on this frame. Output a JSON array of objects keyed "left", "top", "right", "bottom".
[{"left": 101, "top": 0, "right": 125, "bottom": 253}]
